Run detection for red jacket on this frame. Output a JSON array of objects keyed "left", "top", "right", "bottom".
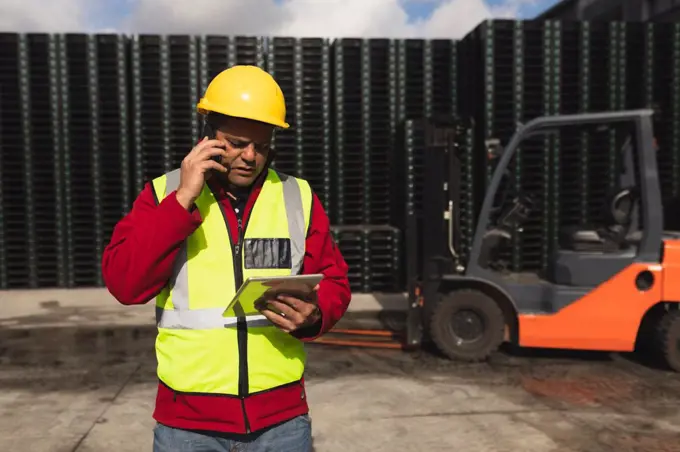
[{"left": 101, "top": 173, "right": 351, "bottom": 434}]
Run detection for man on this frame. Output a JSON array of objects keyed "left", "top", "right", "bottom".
[{"left": 102, "top": 65, "right": 351, "bottom": 451}]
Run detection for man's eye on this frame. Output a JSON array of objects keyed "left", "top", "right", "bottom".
[{"left": 229, "top": 140, "right": 247, "bottom": 148}]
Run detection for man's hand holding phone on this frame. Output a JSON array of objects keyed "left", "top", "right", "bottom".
[
  {"left": 258, "top": 284, "right": 322, "bottom": 333},
  {"left": 176, "top": 138, "right": 229, "bottom": 210}
]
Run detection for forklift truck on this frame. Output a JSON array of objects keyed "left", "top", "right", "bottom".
[{"left": 402, "top": 109, "right": 680, "bottom": 371}]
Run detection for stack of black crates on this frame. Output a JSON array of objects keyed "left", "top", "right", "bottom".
[
  {"left": 330, "top": 38, "right": 401, "bottom": 293},
  {"left": 0, "top": 33, "right": 132, "bottom": 288},
  {"left": 130, "top": 35, "right": 201, "bottom": 192},
  {"left": 266, "top": 37, "right": 333, "bottom": 212},
  {"left": 1, "top": 22, "right": 679, "bottom": 292},
  {"left": 458, "top": 20, "right": 560, "bottom": 272},
  {"left": 456, "top": 20, "right": 680, "bottom": 276},
  {"left": 0, "top": 33, "right": 60, "bottom": 289}
]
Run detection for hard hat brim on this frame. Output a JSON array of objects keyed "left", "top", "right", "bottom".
[{"left": 197, "top": 99, "right": 290, "bottom": 129}]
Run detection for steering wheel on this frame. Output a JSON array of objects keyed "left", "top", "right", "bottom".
[
  {"left": 610, "top": 189, "right": 634, "bottom": 225},
  {"left": 498, "top": 194, "right": 535, "bottom": 230}
]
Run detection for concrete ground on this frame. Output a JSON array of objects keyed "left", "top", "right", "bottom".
[{"left": 1, "top": 288, "right": 680, "bottom": 451}]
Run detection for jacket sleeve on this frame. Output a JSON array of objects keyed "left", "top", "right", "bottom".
[
  {"left": 292, "top": 193, "right": 351, "bottom": 341},
  {"left": 101, "top": 183, "right": 203, "bottom": 305}
]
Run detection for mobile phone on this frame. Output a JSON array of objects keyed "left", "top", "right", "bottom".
[{"left": 202, "top": 120, "right": 223, "bottom": 164}]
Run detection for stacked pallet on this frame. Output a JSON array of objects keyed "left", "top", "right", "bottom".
[
  {"left": 0, "top": 26, "right": 678, "bottom": 292},
  {"left": 333, "top": 39, "right": 365, "bottom": 225},
  {"left": 60, "top": 34, "right": 98, "bottom": 287},
  {"left": 331, "top": 225, "right": 401, "bottom": 293},
  {"left": 584, "top": 22, "right": 625, "bottom": 225},
  {"left": 0, "top": 34, "right": 16, "bottom": 288},
  {"left": 199, "top": 35, "right": 266, "bottom": 91},
  {"left": 613, "top": 22, "right": 680, "bottom": 227},
  {"left": 457, "top": 20, "right": 662, "bottom": 274},
  {"left": 331, "top": 39, "right": 401, "bottom": 290},
  {"left": 430, "top": 40, "right": 457, "bottom": 118},
  {"left": 366, "top": 39, "right": 397, "bottom": 226},
  {"left": 458, "top": 21, "right": 563, "bottom": 273},
  {"left": 0, "top": 34, "right": 62, "bottom": 288},
  {"left": 130, "top": 35, "right": 200, "bottom": 193},
  {"left": 553, "top": 21, "right": 627, "bottom": 240},
  {"left": 555, "top": 21, "right": 588, "bottom": 234},
  {"left": 518, "top": 21, "right": 555, "bottom": 273},
  {"left": 266, "top": 38, "right": 333, "bottom": 213},
  {"left": 266, "top": 38, "right": 300, "bottom": 177},
  {"left": 59, "top": 34, "right": 132, "bottom": 287},
  {"left": 95, "top": 35, "right": 132, "bottom": 275},
  {"left": 397, "top": 39, "right": 424, "bottom": 120},
  {"left": 130, "top": 35, "right": 168, "bottom": 191}
]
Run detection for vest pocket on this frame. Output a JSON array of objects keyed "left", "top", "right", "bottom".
[{"left": 244, "top": 239, "right": 292, "bottom": 269}]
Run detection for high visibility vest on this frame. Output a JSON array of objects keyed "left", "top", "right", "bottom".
[{"left": 150, "top": 168, "right": 313, "bottom": 396}]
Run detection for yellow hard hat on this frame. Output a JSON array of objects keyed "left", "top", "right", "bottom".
[{"left": 197, "top": 65, "right": 289, "bottom": 129}]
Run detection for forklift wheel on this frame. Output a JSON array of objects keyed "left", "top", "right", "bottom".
[
  {"left": 429, "top": 289, "right": 505, "bottom": 362},
  {"left": 656, "top": 309, "right": 680, "bottom": 372}
]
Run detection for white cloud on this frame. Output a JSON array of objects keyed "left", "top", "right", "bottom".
[
  {"left": 120, "top": 0, "right": 499, "bottom": 38},
  {"left": 0, "top": 0, "right": 89, "bottom": 32},
  {"left": 0, "top": 0, "right": 547, "bottom": 38},
  {"left": 417, "top": 0, "right": 498, "bottom": 38}
]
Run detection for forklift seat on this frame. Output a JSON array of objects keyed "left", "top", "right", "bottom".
[
  {"left": 550, "top": 188, "right": 640, "bottom": 287},
  {"left": 559, "top": 188, "right": 638, "bottom": 252}
]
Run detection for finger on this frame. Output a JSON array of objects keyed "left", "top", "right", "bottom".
[
  {"left": 196, "top": 145, "right": 228, "bottom": 161},
  {"left": 274, "top": 296, "right": 305, "bottom": 311},
  {"left": 260, "top": 309, "right": 296, "bottom": 332},
  {"left": 186, "top": 137, "right": 215, "bottom": 158},
  {"left": 268, "top": 300, "right": 305, "bottom": 323},
  {"left": 280, "top": 293, "right": 317, "bottom": 308},
  {"left": 273, "top": 298, "right": 315, "bottom": 319},
  {"left": 197, "top": 140, "right": 226, "bottom": 153},
  {"left": 187, "top": 140, "right": 225, "bottom": 160},
  {"left": 198, "top": 160, "right": 229, "bottom": 173}
]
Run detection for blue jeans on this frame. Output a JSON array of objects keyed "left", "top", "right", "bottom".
[{"left": 152, "top": 414, "right": 313, "bottom": 452}]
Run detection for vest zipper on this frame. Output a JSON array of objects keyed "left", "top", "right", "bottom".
[
  {"left": 234, "top": 216, "right": 251, "bottom": 434},
  {"left": 211, "top": 186, "right": 254, "bottom": 435}
]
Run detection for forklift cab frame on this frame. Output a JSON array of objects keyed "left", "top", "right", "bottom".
[
  {"left": 409, "top": 109, "right": 680, "bottom": 371},
  {"left": 467, "top": 110, "right": 663, "bottom": 298}
]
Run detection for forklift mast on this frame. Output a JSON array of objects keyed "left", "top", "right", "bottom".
[{"left": 405, "top": 115, "right": 471, "bottom": 346}]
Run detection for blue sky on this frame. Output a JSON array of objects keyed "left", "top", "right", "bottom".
[
  {"left": 519, "top": 0, "right": 564, "bottom": 17},
  {"left": 400, "top": 0, "right": 563, "bottom": 21}
]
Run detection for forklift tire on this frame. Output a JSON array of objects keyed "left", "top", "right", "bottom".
[
  {"left": 429, "top": 289, "right": 505, "bottom": 362},
  {"left": 655, "top": 308, "right": 680, "bottom": 372}
]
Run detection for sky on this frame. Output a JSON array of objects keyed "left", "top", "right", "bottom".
[{"left": 0, "top": 0, "right": 562, "bottom": 39}]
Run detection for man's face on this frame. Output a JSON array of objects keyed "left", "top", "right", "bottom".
[{"left": 213, "top": 117, "right": 274, "bottom": 188}]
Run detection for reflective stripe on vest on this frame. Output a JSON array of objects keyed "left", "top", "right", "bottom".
[{"left": 150, "top": 168, "right": 312, "bottom": 395}]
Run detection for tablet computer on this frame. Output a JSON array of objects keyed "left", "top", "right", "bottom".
[{"left": 222, "top": 274, "right": 324, "bottom": 318}]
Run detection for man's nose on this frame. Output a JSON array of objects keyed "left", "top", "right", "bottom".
[{"left": 240, "top": 144, "right": 257, "bottom": 162}]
